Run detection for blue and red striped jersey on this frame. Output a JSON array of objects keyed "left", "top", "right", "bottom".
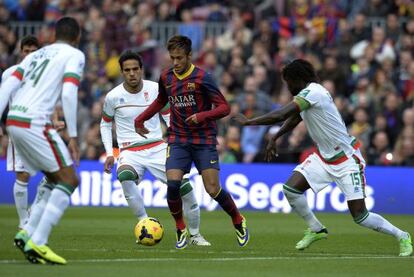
[
  {"left": 135, "top": 64, "right": 230, "bottom": 144},
  {"left": 160, "top": 64, "right": 230, "bottom": 144}
]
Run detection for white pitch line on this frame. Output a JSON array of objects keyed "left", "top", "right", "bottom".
[
  {"left": 60, "top": 248, "right": 406, "bottom": 257},
  {"left": 0, "top": 256, "right": 411, "bottom": 264}
]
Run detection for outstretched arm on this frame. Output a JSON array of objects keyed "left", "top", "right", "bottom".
[
  {"left": 273, "top": 114, "right": 302, "bottom": 141},
  {"left": 264, "top": 114, "right": 302, "bottom": 162},
  {"left": 235, "top": 101, "right": 299, "bottom": 126}
]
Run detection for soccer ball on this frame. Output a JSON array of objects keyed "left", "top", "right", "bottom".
[{"left": 134, "top": 217, "right": 164, "bottom": 246}]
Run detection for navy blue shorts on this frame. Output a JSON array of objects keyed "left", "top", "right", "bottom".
[{"left": 165, "top": 143, "right": 220, "bottom": 174}]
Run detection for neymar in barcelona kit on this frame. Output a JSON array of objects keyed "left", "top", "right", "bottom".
[{"left": 135, "top": 35, "right": 249, "bottom": 249}]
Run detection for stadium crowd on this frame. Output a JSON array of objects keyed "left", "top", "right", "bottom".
[{"left": 0, "top": 0, "right": 414, "bottom": 166}]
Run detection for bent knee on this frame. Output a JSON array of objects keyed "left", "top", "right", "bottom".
[
  {"left": 16, "top": 172, "right": 30, "bottom": 183},
  {"left": 205, "top": 184, "right": 220, "bottom": 196},
  {"left": 117, "top": 166, "right": 138, "bottom": 182},
  {"left": 352, "top": 209, "right": 369, "bottom": 224},
  {"left": 63, "top": 174, "right": 79, "bottom": 187},
  {"left": 283, "top": 184, "right": 303, "bottom": 197}
]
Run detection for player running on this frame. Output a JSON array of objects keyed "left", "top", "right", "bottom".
[
  {"left": 100, "top": 50, "right": 210, "bottom": 246},
  {"left": 0, "top": 17, "right": 85, "bottom": 264},
  {"left": 135, "top": 35, "right": 248, "bottom": 249},
  {"left": 235, "top": 59, "right": 412, "bottom": 257}
]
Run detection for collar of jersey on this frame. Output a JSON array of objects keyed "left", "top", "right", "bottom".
[{"left": 173, "top": 64, "right": 195, "bottom": 80}]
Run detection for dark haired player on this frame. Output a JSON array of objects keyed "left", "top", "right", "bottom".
[
  {"left": 100, "top": 50, "right": 210, "bottom": 246},
  {"left": 135, "top": 35, "right": 249, "bottom": 249},
  {"left": 235, "top": 59, "right": 412, "bottom": 257},
  {"left": 0, "top": 17, "right": 85, "bottom": 264}
]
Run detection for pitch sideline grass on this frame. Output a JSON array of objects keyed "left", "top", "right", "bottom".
[{"left": 0, "top": 206, "right": 413, "bottom": 276}]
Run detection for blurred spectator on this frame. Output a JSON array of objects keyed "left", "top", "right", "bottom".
[
  {"left": 401, "top": 61, "right": 414, "bottom": 102},
  {"left": 225, "top": 125, "right": 242, "bottom": 161},
  {"left": 350, "top": 77, "right": 374, "bottom": 111},
  {"left": 207, "top": 1, "right": 227, "bottom": 22},
  {"left": 383, "top": 93, "right": 403, "bottom": 144},
  {"left": 392, "top": 127, "right": 414, "bottom": 166},
  {"left": 350, "top": 26, "right": 396, "bottom": 63},
  {"left": 178, "top": 9, "right": 203, "bottom": 52},
  {"left": 385, "top": 13, "right": 401, "bottom": 45},
  {"left": 236, "top": 76, "right": 273, "bottom": 114},
  {"left": 252, "top": 19, "right": 278, "bottom": 57},
  {"left": 104, "top": 1, "right": 130, "bottom": 53},
  {"left": 367, "top": 131, "right": 393, "bottom": 165},
  {"left": 349, "top": 107, "right": 372, "bottom": 148},
  {"left": 360, "top": 0, "right": 391, "bottom": 17},
  {"left": 319, "top": 55, "right": 347, "bottom": 96},
  {"left": 349, "top": 13, "right": 371, "bottom": 44},
  {"left": 217, "top": 136, "right": 237, "bottom": 163},
  {"left": 216, "top": 15, "right": 252, "bottom": 52},
  {"left": 157, "top": 1, "right": 175, "bottom": 22},
  {"left": 240, "top": 93, "right": 268, "bottom": 163}
]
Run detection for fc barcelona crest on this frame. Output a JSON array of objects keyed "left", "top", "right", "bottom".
[
  {"left": 187, "top": 82, "right": 196, "bottom": 91},
  {"left": 144, "top": 91, "right": 149, "bottom": 102}
]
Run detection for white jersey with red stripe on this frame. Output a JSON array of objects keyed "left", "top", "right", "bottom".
[
  {"left": 2, "top": 65, "right": 28, "bottom": 173},
  {"left": 6, "top": 42, "right": 84, "bottom": 127},
  {"left": 101, "top": 80, "right": 169, "bottom": 153},
  {"left": 293, "top": 82, "right": 358, "bottom": 162},
  {"left": 1, "top": 65, "right": 18, "bottom": 103},
  {"left": 1, "top": 64, "right": 18, "bottom": 83}
]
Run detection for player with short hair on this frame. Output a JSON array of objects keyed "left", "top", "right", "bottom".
[
  {"left": 235, "top": 59, "right": 412, "bottom": 257},
  {"left": 1, "top": 35, "right": 42, "bottom": 230},
  {"left": 135, "top": 35, "right": 248, "bottom": 249},
  {"left": 0, "top": 17, "right": 85, "bottom": 264},
  {"left": 100, "top": 50, "right": 210, "bottom": 246}
]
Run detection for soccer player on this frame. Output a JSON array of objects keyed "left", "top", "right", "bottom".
[
  {"left": 235, "top": 59, "right": 413, "bottom": 257},
  {"left": 100, "top": 50, "right": 210, "bottom": 246},
  {"left": 1, "top": 35, "right": 41, "bottom": 230},
  {"left": 135, "top": 35, "right": 249, "bottom": 249},
  {"left": 0, "top": 17, "right": 85, "bottom": 264}
]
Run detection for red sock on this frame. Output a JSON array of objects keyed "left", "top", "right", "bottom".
[{"left": 213, "top": 188, "right": 243, "bottom": 225}]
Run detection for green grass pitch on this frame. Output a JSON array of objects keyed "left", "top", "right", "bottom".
[{"left": 0, "top": 205, "right": 413, "bottom": 276}]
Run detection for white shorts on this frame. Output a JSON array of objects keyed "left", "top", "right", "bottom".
[
  {"left": 6, "top": 138, "right": 29, "bottom": 173},
  {"left": 117, "top": 142, "right": 168, "bottom": 183},
  {"left": 6, "top": 124, "right": 73, "bottom": 176},
  {"left": 294, "top": 150, "right": 366, "bottom": 201}
]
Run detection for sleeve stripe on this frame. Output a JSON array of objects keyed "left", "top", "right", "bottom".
[
  {"left": 294, "top": 96, "right": 311, "bottom": 111},
  {"left": 63, "top": 77, "right": 80, "bottom": 86},
  {"left": 102, "top": 111, "right": 113, "bottom": 122},
  {"left": 63, "top": 72, "right": 81, "bottom": 86},
  {"left": 63, "top": 72, "right": 81, "bottom": 80},
  {"left": 12, "top": 68, "right": 24, "bottom": 80},
  {"left": 102, "top": 114, "right": 113, "bottom": 122}
]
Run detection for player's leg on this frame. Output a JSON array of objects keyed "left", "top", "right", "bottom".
[
  {"left": 19, "top": 165, "right": 77, "bottom": 265},
  {"left": 348, "top": 199, "right": 412, "bottom": 256},
  {"left": 7, "top": 140, "right": 31, "bottom": 229},
  {"left": 145, "top": 145, "right": 208, "bottom": 245},
  {"left": 117, "top": 161, "right": 148, "bottom": 221},
  {"left": 341, "top": 153, "right": 412, "bottom": 256},
  {"left": 165, "top": 143, "right": 193, "bottom": 249},
  {"left": 285, "top": 154, "right": 331, "bottom": 250},
  {"left": 15, "top": 176, "right": 54, "bottom": 252},
  {"left": 180, "top": 175, "right": 210, "bottom": 246},
  {"left": 13, "top": 171, "right": 30, "bottom": 229},
  {"left": 193, "top": 144, "right": 248, "bottom": 247},
  {"left": 180, "top": 177, "right": 200, "bottom": 236},
  {"left": 8, "top": 125, "right": 74, "bottom": 264}
]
